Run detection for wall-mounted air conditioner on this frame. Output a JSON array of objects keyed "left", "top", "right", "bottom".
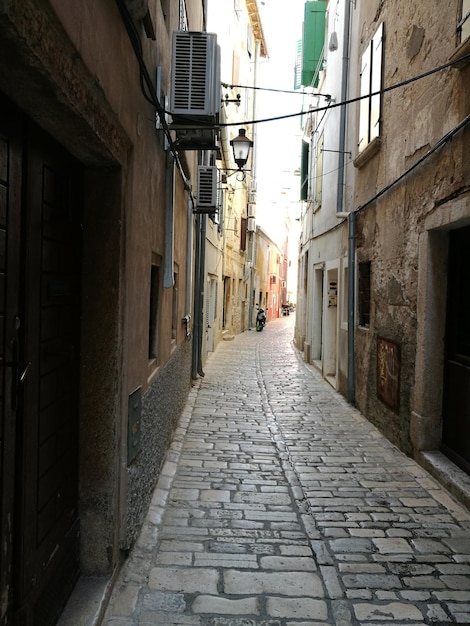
[
  {"left": 171, "top": 31, "right": 221, "bottom": 119},
  {"left": 247, "top": 205, "right": 256, "bottom": 219},
  {"left": 247, "top": 217, "right": 256, "bottom": 232},
  {"left": 196, "top": 166, "right": 218, "bottom": 210}
]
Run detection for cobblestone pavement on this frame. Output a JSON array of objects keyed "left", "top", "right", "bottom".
[{"left": 103, "top": 315, "right": 470, "bottom": 626}]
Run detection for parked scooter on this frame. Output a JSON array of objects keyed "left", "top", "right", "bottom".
[{"left": 256, "top": 308, "right": 266, "bottom": 331}]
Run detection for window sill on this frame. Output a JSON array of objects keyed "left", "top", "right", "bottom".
[
  {"left": 449, "top": 36, "right": 470, "bottom": 69},
  {"left": 353, "top": 136, "right": 382, "bottom": 169}
]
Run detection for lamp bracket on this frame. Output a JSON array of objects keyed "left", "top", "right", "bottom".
[{"left": 321, "top": 148, "right": 352, "bottom": 157}]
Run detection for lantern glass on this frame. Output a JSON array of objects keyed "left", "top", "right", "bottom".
[{"left": 230, "top": 128, "right": 253, "bottom": 169}]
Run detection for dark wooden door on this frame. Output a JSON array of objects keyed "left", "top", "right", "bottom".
[
  {"left": 0, "top": 94, "right": 82, "bottom": 626},
  {"left": 442, "top": 226, "right": 470, "bottom": 475}
]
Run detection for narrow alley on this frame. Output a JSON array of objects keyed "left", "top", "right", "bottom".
[{"left": 99, "top": 315, "right": 470, "bottom": 626}]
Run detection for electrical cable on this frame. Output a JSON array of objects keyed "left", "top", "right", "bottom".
[
  {"left": 113, "top": 0, "right": 470, "bottom": 213},
  {"left": 177, "top": 50, "right": 470, "bottom": 129},
  {"left": 356, "top": 112, "right": 470, "bottom": 215},
  {"left": 306, "top": 110, "right": 470, "bottom": 243},
  {"left": 221, "top": 81, "right": 331, "bottom": 97},
  {"left": 114, "top": 0, "right": 195, "bottom": 204}
]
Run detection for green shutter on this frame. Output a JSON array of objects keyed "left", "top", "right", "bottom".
[{"left": 301, "top": 1, "right": 326, "bottom": 87}]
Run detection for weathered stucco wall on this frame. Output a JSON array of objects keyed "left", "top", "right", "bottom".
[{"left": 352, "top": 0, "right": 470, "bottom": 456}]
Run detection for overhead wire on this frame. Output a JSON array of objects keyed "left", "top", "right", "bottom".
[
  {"left": 114, "top": 0, "right": 195, "bottom": 204},
  {"left": 113, "top": 1, "right": 470, "bottom": 215},
  {"left": 191, "top": 51, "right": 470, "bottom": 128}
]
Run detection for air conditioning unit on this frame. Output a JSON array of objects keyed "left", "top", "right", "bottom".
[
  {"left": 247, "top": 217, "right": 256, "bottom": 232},
  {"left": 247, "top": 205, "right": 256, "bottom": 218},
  {"left": 170, "top": 31, "right": 221, "bottom": 119},
  {"left": 196, "top": 166, "right": 218, "bottom": 210}
]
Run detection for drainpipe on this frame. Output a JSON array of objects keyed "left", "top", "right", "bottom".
[
  {"left": 197, "top": 214, "right": 206, "bottom": 376},
  {"left": 336, "top": 0, "right": 355, "bottom": 405},
  {"left": 184, "top": 195, "right": 193, "bottom": 338},
  {"left": 347, "top": 211, "right": 356, "bottom": 404},
  {"left": 164, "top": 152, "right": 175, "bottom": 289},
  {"left": 336, "top": 0, "right": 351, "bottom": 216},
  {"left": 192, "top": 212, "right": 203, "bottom": 378}
]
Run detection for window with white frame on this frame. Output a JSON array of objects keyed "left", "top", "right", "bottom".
[
  {"left": 358, "top": 23, "right": 384, "bottom": 154},
  {"left": 459, "top": 0, "right": 470, "bottom": 42}
]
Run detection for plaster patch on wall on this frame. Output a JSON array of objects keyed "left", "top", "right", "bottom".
[{"left": 406, "top": 25, "right": 425, "bottom": 60}]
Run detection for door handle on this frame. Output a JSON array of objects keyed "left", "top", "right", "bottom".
[{"left": 19, "top": 362, "right": 32, "bottom": 383}]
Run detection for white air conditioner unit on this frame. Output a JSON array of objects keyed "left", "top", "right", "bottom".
[
  {"left": 247, "top": 217, "right": 256, "bottom": 232},
  {"left": 248, "top": 190, "right": 256, "bottom": 204},
  {"left": 171, "top": 31, "right": 221, "bottom": 118},
  {"left": 197, "top": 166, "right": 218, "bottom": 209},
  {"left": 247, "top": 205, "right": 256, "bottom": 218}
]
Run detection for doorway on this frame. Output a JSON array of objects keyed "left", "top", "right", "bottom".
[
  {"left": 442, "top": 226, "right": 470, "bottom": 474},
  {"left": 0, "top": 95, "right": 82, "bottom": 625}
]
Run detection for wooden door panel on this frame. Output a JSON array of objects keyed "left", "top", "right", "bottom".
[
  {"left": 0, "top": 96, "right": 23, "bottom": 626},
  {"left": 0, "top": 93, "right": 82, "bottom": 626},
  {"left": 442, "top": 226, "right": 470, "bottom": 474}
]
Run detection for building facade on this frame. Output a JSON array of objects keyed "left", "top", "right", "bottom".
[
  {"left": 296, "top": 0, "right": 470, "bottom": 497},
  {"left": 296, "top": 0, "right": 470, "bottom": 495},
  {"left": 0, "top": 1, "right": 204, "bottom": 623},
  {"left": 203, "top": 0, "right": 267, "bottom": 347}
]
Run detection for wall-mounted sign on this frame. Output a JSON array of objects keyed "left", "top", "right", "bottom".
[{"left": 377, "top": 336, "right": 400, "bottom": 411}]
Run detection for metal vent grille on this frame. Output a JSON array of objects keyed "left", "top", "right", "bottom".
[
  {"left": 197, "top": 166, "right": 217, "bottom": 208},
  {"left": 171, "top": 31, "right": 220, "bottom": 117}
]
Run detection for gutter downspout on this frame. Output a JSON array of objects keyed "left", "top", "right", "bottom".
[
  {"left": 347, "top": 211, "right": 356, "bottom": 404},
  {"left": 248, "top": 39, "right": 261, "bottom": 329},
  {"left": 164, "top": 153, "right": 175, "bottom": 289},
  {"left": 184, "top": 195, "right": 193, "bottom": 338},
  {"left": 336, "top": 0, "right": 355, "bottom": 405},
  {"left": 197, "top": 214, "right": 206, "bottom": 376},
  {"left": 192, "top": 212, "right": 202, "bottom": 378}
]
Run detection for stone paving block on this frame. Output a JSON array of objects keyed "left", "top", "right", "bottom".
[
  {"left": 353, "top": 601, "right": 423, "bottom": 621},
  {"left": 141, "top": 590, "right": 186, "bottom": 612},
  {"left": 200, "top": 489, "right": 232, "bottom": 502},
  {"left": 170, "top": 488, "right": 200, "bottom": 501},
  {"left": 194, "top": 553, "right": 258, "bottom": 568},
  {"left": 223, "top": 570, "right": 324, "bottom": 596},
  {"left": 192, "top": 595, "right": 260, "bottom": 615},
  {"left": 372, "top": 538, "right": 413, "bottom": 554},
  {"left": 259, "top": 556, "right": 317, "bottom": 571},
  {"left": 266, "top": 596, "right": 328, "bottom": 619},
  {"left": 148, "top": 567, "right": 219, "bottom": 594},
  {"left": 342, "top": 574, "right": 402, "bottom": 589}
]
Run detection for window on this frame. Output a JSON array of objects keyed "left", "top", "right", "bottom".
[
  {"left": 240, "top": 217, "right": 247, "bottom": 251},
  {"left": 149, "top": 263, "right": 161, "bottom": 359},
  {"left": 232, "top": 52, "right": 240, "bottom": 86},
  {"left": 358, "top": 23, "right": 384, "bottom": 154},
  {"left": 314, "top": 132, "right": 324, "bottom": 207},
  {"left": 358, "top": 261, "right": 371, "bottom": 328},
  {"left": 459, "top": 0, "right": 470, "bottom": 42}
]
